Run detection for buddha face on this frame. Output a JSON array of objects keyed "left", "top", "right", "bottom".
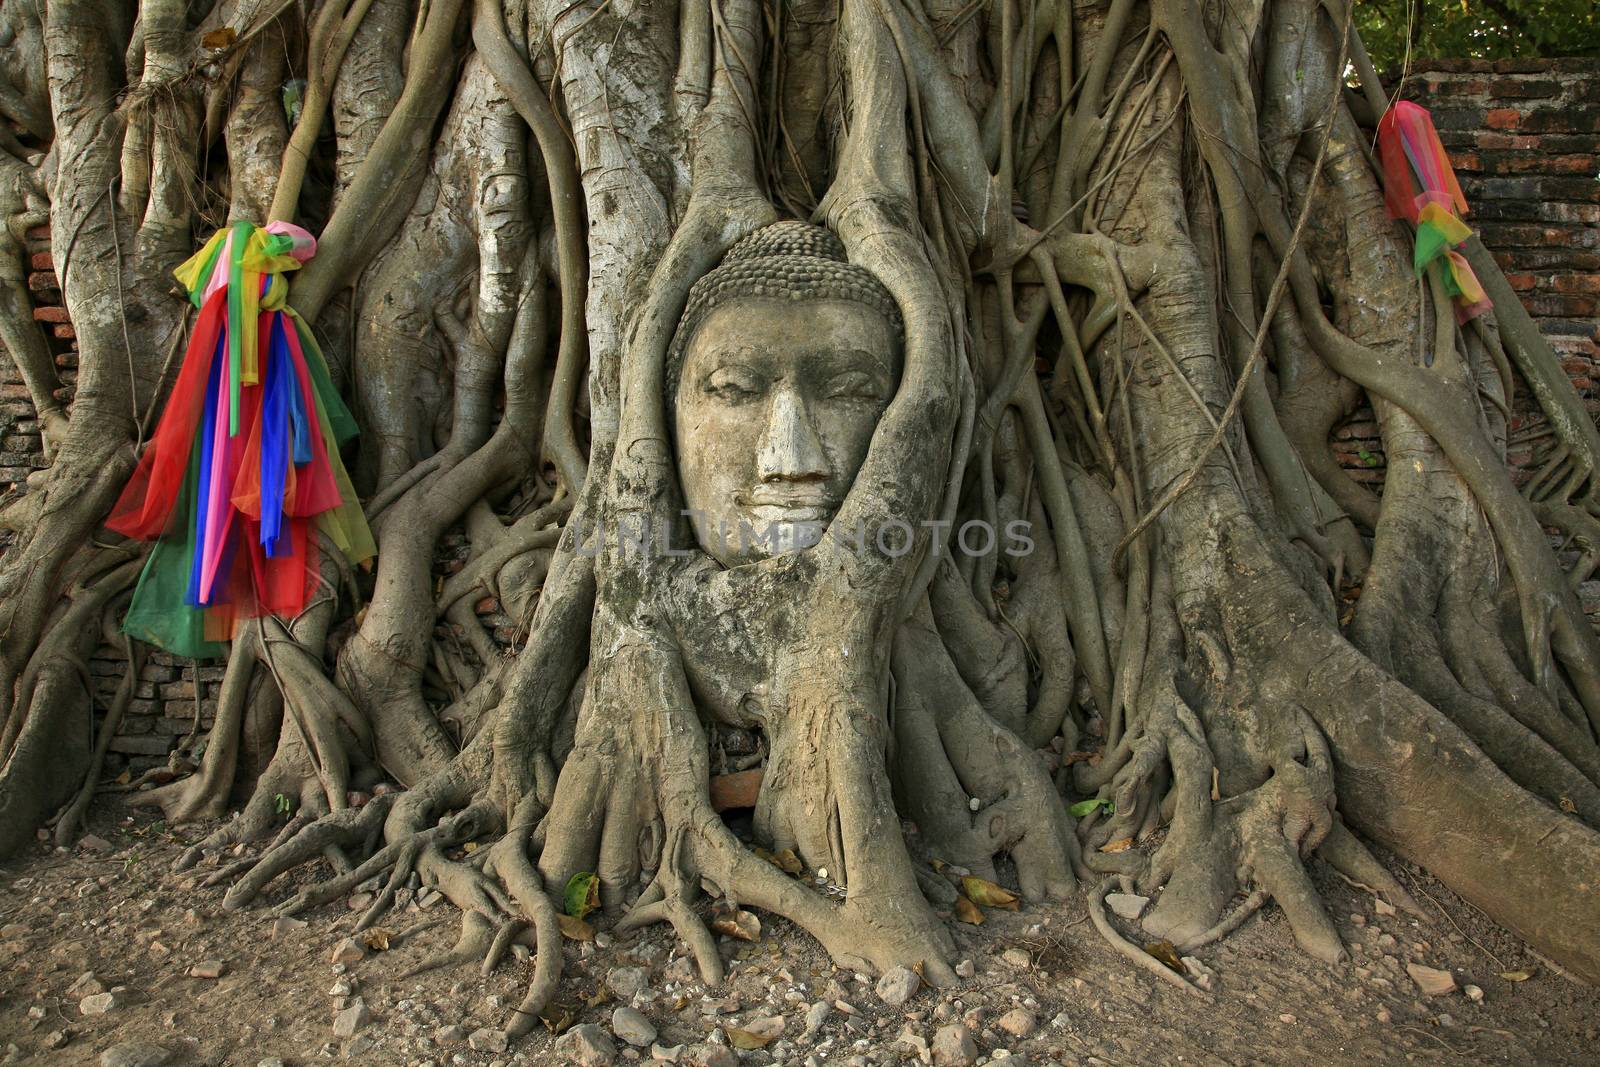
[{"left": 674, "top": 297, "right": 901, "bottom": 567}]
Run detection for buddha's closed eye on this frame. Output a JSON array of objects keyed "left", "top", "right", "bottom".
[
  {"left": 824, "top": 369, "right": 889, "bottom": 401},
  {"left": 704, "top": 364, "right": 763, "bottom": 400}
]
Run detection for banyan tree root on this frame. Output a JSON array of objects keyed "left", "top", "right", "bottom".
[{"left": 1, "top": 0, "right": 1600, "bottom": 1048}]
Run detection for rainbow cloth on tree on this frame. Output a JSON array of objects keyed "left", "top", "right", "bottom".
[
  {"left": 1376, "top": 100, "right": 1493, "bottom": 322},
  {"left": 108, "top": 221, "right": 375, "bottom": 657}
]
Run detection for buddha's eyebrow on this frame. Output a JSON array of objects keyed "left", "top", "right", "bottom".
[{"left": 831, "top": 348, "right": 895, "bottom": 372}]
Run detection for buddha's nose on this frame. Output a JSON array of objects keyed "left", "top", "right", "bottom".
[{"left": 757, "top": 389, "right": 830, "bottom": 483}]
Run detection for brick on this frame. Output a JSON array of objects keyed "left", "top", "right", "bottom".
[
  {"left": 1520, "top": 108, "right": 1600, "bottom": 134},
  {"left": 1485, "top": 108, "right": 1522, "bottom": 129},
  {"left": 1487, "top": 78, "right": 1563, "bottom": 99},
  {"left": 1554, "top": 275, "right": 1600, "bottom": 294},
  {"left": 1497, "top": 154, "right": 1596, "bottom": 175},
  {"left": 1536, "top": 133, "right": 1600, "bottom": 154},
  {"left": 52, "top": 324, "right": 75, "bottom": 340},
  {"left": 30, "top": 305, "right": 69, "bottom": 323},
  {"left": 108, "top": 734, "right": 173, "bottom": 756},
  {"left": 26, "top": 272, "right": 58, "bottom": 293},
  {"left": 28, "top": 251, "right": 51, "bottom": 271},
  {"left": 1475, "top": 132, "right": 1537, "bottom": 150}
]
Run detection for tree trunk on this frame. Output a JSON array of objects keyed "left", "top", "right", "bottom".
[{"left": 0, "top": 0, "right": 1596, "bottom": 1042}]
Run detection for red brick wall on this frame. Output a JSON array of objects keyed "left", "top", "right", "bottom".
[
  {"left": 1333, "top": 58, "right": 1600, "bottom": 486},
  {"left": 0, "top": 226, "right": 73, "bottom": 497}
]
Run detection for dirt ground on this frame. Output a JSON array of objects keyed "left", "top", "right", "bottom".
[{"left": 0, "top": 796, "right": 1595, "bottom": 1066}]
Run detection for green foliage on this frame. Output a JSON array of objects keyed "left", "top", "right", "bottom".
[
  {"left": 563, "top": 872, "right": 599, "bottom": 919},
  {"left": 1357, "top": 0, "right": 1600, "bottom": 72}
]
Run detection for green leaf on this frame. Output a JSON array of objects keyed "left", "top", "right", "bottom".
[
  {"left": 1069, "top": 797, "right": 1114, "bottom": 818},
  {"left": 564, "top": 872, "right": 600, "bottom": 919}
]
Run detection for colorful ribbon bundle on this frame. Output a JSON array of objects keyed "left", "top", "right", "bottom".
[
  {"left": 1376, "top": 101, "right": 1493, "bottom": 321},
  {"left": 108, "top": 221, "right": 376, "bottom": 657}
]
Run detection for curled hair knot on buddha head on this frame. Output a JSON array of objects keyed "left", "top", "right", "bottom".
[{"left": 665, "top": 221, "right": 904, "bottom": 408}]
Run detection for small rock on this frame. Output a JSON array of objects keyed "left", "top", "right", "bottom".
[
  {"left": 802, "top": 1000, "right": 832, "bottom": 1040},
  {"left": 996, "top": 1009, "right": 1037, "bottom": 1039},
  {"left": 999, "top": 948, "right": 1031, "bottom": 969},
  {"left": 1279, "top": 1014, "right": 1297, "bottom": 1025},
  {"left": 0, "top": 923, "right": 26, "bottom": 939},
  {"left": 682, "top": 1045, "right": 736, "bottom": 1067},
  {"left": 79, "top": 834, "right": 113, "bottom": 853},
  {"left": 932, "top": 1023, "right": 978, "bottom": 1067},
  {"left": 271, "top": 916, "right": 307, "bottom": 939},
  {"left": 1464, "top": 984, "right": 1484, "bottom": 1002},
  {"left": 608, "top": 966, "right": 649, "bottom": 1000},
  {"left": 188, "top": 959, "right": 225, "bottom": 979},
  {"left": 896, "top": 1025, "right": 930, "bottom": 1063},
  {"left": 1181, "top": 956, "right": 1216, "bottom": 992},
  {"left": 80, "top": 992, "right": 118, "bottom": 1016},
  {"left": 99, "top": 1041, "right": 172, "bottom": 1067},
  {"left": 1406, "top": 963, "right": 1457, "bottom": 997},
  {"left": 954, "top": 959, "right": 975, "bottom": 979},
  {"left": 43, "top": 1031, "right": 70, "bottom": 1051},
  {"left": 1105, "top": 893, "right": 1149, "bottom": 921},
  {"left": 68, "top": 972, "right": 106, "bottom": 997},
  {"left": 1376, "top": 1008, "right": 1392, "bottom": 1024},
  {"left": 742, "top": 1016, "right": 786, "bottom": 1043},
  {"left": 329, "top": 938, "right": 366, "bottom": 965},
  {"left": 876, "top": 966, "right": 920, "bottom": 1007},
  {"left": 651, "top": 1044, "right": 684, "bottom": 1063},
  {"left": 332, "top": 998, "right": 370, "bottom": 1039},
  {"left": 1437, "top": 1013, "right": 1456, "bottom": 1028},
  {"left": 612, "top": 1006, "right": 657, "bottom": 1048},
  {"left": 258, "top": 1060, "right": 286, "bottom": 1067},
  {"left": 434, "top": 1024, "right": 466, "bottom": 1043},
  {"left": 1375, "top": 899, "right": 1397, "bottom": 917},
  {"left": 469, "top": 1028, "right": 509, "bottom": 1053},
  {"left": 558, "top": 1023, "right": 617, "bottom": 1066}
]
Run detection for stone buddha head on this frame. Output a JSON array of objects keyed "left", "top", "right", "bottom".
[{"left": 668, "top": 222, "right": 904, "bottom": 568}]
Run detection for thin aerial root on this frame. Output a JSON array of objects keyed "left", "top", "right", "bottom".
[
  {"left": 1172, "top": 889, "right": 1267, "bottom": 952},
  {"left": 356, "top": 841, "right": 424, "bottom": 930},
  {"left": 223, "top": 797, "right": 395, "bottom": 910},
  {"left": 399, "top": 911, "right": 496, "bottom": 979},
  {"left": 669, "top": 897, "right": 724, "bottom": 985},
  {"left": 481, "top": 917, "right": 528, "bottom": 975},
  {"left": 1316, "top": 820, "right": 1425, "bottom": 916},
  {"left": 277, "top": 835, "right": 410, "bottom": 918},
  {"left": 1088, "top": 878, "right": 1207, "bottom": 997}
]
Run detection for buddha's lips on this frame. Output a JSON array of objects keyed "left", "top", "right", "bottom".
[{"left": 735, "top": 490, "right": 838, "bottom": 527}]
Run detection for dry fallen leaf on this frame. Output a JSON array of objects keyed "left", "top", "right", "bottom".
[
  {"left": 1100, "top": 837, "right": 1134, "bottom": 854},
  {"left": 361, "top": 928, "right": 390, "bottom": 951},
  {"left": 201, "top": 27, "right": 237, "bottom": 50},
  {"left": 727, "top": 1028, "right": 774, "bottom": 1050},
  {"left": 539, "top": 1001, "right": 578, "bottom": 1035},
  {"left": 954, "top": 896, "right": 985, "bottom": 925},
  {"left": 1144, "top": 941, "right": 1186, "bottom": 973},
  {"left": 960, "top": 876, "right": 1020, "bottom": 911},
  {"left": 1559, "top": 796, "right": 1577, "bottom": 814},
  {"left": 711, "top": 909, "right": 762, "bottom": 943},
  {"left": 755, "top": 847, "right": 804, "bottom": 876},
  {"left": 1497, "top": 969, "right": 1534, "bottom": 982},
  {"left": 557, "top": 914, "right": 595, "bottom": 941}
]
